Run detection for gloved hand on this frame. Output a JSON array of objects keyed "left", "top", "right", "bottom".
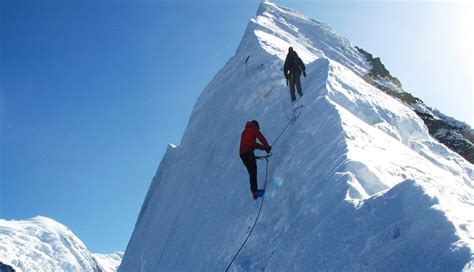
[
  {"left": 303, "top": 71, "right": 307, "bottom": 77},
  {"left": 266, "top": 146, "right": 272, "bottom": 154}
]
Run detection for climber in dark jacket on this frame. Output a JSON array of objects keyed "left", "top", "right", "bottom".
[
  {"left": 239, "top": 120, "right": 271, "bottom": 200},
  {"left": 283, "top": 47, "right": 306, "bottom": 102}
]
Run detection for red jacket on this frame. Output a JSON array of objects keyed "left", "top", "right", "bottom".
[{"left": 239, "top": 121, "right": 270, "bottom": 155}]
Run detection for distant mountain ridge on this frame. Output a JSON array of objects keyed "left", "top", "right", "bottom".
[{"left": 0, "top": 216, "right": 122, "bottom": 272}]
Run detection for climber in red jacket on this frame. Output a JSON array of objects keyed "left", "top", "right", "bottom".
[{"left": 239, "top": 120, "right": 271, "bottom": 200}]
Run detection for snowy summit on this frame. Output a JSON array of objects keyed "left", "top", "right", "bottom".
[
  {"left": 120, "top": 2, "right": 474, "bottom": 271},
  {"left": 0, "top": 216, "right": 122, "bottom": 272}
]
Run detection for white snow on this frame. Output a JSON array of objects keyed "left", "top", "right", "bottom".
[
  {"left": 168, "top": 143, "right": 177, "bottom": 149},
  {"left": 120, "top": 2, "right": 474, "bottom": 271},
  {"left": 94, "top": 252, "right": 123, "bottom": 272},
  {"left": 0, "top": 216, "right": 122, "bottom": 272}
]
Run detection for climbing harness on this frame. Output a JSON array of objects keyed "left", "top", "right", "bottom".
[{"left": 225, "top": 156, "right": 269, "bottom": 272}]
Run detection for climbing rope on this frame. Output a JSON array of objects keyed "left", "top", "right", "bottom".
[
  {"left": 225, "top": 100, "right": 303, "bottom": 271},
  {"left": 270, "top": 117, "right": 293, "bottom": 147},
  {"left": 271, "top": 105, "right": 303, "bottom": 147},
  {"left": 225, "top": 156, "right": 269, "bottom": 272}
]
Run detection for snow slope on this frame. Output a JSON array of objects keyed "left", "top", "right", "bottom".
[
  {"left": 0, "top": 216, "right": 122, "bottom": 272},
  {"left": 120, "top": 2, "right": 474, "bottom": 271}
]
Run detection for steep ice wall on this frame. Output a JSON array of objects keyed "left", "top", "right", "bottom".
[{"left": 120, "top": 2, "right": 474, "bottom": 271}]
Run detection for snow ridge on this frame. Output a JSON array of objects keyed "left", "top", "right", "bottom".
[
  {"left": 0, "top": 216, "right": 123, "bottom": 272},
  {"left": 120, "top": 2, "right": 474, "bottom": 271}
]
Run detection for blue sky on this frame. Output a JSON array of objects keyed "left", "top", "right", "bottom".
[{"left": 1, "top": 1, "right": 472, "bottom": 253}]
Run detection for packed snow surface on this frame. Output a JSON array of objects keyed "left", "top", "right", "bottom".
[
  {"left": 120, "top": 2, "right": 474, "bottom": 271},
  {"left": 0, "top": 216, "right": 123, "bottom": 272}
]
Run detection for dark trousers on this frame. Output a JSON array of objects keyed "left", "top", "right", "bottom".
[
  {"left": 240, "top": 152, "right": 258, "bottom": 193},
  {"left": 289, "top": 72, "right": 303, "bottom": 101}
]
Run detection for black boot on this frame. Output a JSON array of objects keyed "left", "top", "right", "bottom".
[{"left": 252, "top": 191, "right": 258, "bottom": 200}]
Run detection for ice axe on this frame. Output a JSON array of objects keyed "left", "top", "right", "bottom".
[{"left": 256, "top": 152, "right": 272, "bottom": 160}]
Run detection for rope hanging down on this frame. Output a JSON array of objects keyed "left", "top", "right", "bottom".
[
  {"left": 225, "top": 101, "right": 303, "bottom": 271},
  {"left": 225, "top": 156, "right": 269, "bottom": 272}
]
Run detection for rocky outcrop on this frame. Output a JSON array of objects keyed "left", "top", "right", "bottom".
[{"left": 356, "top": 46, "right": 474, "bottom": 163}]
